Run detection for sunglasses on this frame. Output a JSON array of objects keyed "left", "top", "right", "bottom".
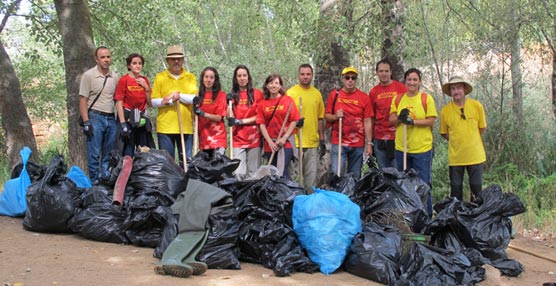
[
  {"left": 343, "top": 75, "right": 358, "bottom": 81},
  {"left": 460, "top": 108, "right": 466, "bottom": 120}
]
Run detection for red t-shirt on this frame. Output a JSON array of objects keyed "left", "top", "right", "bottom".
[
  {"left": 114, "top": 74, "right": 150, "bottom": 111},
  {"left": 231, "top": 89, "right": 263, "bottom": 148},
  {"left": 369, "top": 80, "right": 407, "bottom": 140},
  {"left": 198, "top": 90, "right": 227, "bottom": 150},
  {"left": 256, "top": 95, "right": 300, "bottom": 153},
  {"left": 325, "top": 88, "right": 373, "bottom": 147}
]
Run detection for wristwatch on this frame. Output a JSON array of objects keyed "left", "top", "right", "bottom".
[{"left": 367, "top": 141, "right": 373, "bottom": 146}]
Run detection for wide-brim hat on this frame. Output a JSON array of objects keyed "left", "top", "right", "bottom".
[
  {"left": 342, "top": 66, "right": 359, "bottom": 75},
  {"left": 166, "top": 45, "right": 185, "bottom": 58},
  {"left": 442, "top": 76, "right": 473, "bottom": 96}
]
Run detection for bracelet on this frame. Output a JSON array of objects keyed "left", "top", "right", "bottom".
[{"left": 366, "top": 141, "right": 373, "bottom": 146}]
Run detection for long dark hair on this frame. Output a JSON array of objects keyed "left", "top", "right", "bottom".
[
  {"left": 262, "top": 73, "right": 285, "bottom": 99},
  {"left": 231, "top": 64, "right": 254, "bottom": 106},
  {"left": 198, "top": 67, "right": 221, "bottom": 106}
]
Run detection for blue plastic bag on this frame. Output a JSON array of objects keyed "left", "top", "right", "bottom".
[
  {"left": 293, "top": 188, "right": 362, "bottom": 274},
  {"left": 0, "top": 147, "right": 32, "bottom": 217},
  {"left": 66, "top": 166, "right": 92, "bottom": 188}
]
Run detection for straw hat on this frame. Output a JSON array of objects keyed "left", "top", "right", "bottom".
[
  {"left": 166, "top": 45, "right": 185, "bottom": 58},
  {"left": 442, "top": 76, "right": 473, "bottom": 96},
  {"left": 341, "top": 66, "right": 359, "bottom": 75}
]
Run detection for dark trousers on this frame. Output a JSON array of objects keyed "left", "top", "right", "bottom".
[{"left": 449, "top": 163, "right": 484, "bottom": 202}]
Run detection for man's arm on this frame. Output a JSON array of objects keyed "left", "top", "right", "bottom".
[
  {"left": 364, "top": 117, "right": 373, "bottom": 156},
  {"left": 79, "top": 96, "right": 90, "bottom": 122}
]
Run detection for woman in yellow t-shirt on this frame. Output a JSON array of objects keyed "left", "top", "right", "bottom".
[{"left": 389, "top": 68, "right": 437, "bottom": 216}]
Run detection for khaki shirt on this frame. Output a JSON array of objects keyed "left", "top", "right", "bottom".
[{"left": 79, "top": 66, "right": 119, "bottom": 114}]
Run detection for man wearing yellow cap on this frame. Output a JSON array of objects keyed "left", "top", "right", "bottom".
[
  {"left": 324, "top": 66, "right": 373, "bottom": 179},
  {"left": 151, "top": 45, "right": 198, "bottom": 167},
  {"left": 440, "top": 76, "right": 487, "bottom": 202}
]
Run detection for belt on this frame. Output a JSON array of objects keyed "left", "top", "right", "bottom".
[{"left": 90, "top": 109, "right": 114, "bottom": 117}]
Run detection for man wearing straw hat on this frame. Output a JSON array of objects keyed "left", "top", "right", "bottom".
[
  {"left": 324, "top": 66, "right": 374, "bottom": 179},
  {"left": 151, "top": 45, "right": 198, "bottom": 167},
  {"left": 440, "top": 76, "right": 487, "bottom": 202}
]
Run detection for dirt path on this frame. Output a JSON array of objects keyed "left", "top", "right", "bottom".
[{"left": 1, "top": 216, "right": 555, "bottom": 286}]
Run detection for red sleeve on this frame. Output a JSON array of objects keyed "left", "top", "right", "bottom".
[
  {"left": 114, "top": 76, "right": 127, "bottom": 101},
  {"left": 363, "top": 93, "right": 374, "bottom": 118},
  {"left": 256, "top": 100, "right": 266, "bottom": 124},
  {"left": 325, "top": 89, "right": 337, "bottom": 114}
]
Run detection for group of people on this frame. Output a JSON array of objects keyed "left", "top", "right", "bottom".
[{"left": 79, "top": 45, "right": 487, "bottom": 209}]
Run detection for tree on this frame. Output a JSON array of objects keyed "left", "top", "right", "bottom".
[
  {"left": 54, "top": 0, "right": 95, "bottom": 170},
  {"left": 381, "top": 0, "right": 406, "bottom": 81},
  {"left": 0, "top": 0, "right": 39, "bottom": 169}
]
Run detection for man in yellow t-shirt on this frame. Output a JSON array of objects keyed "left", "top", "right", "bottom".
[
  {"left": 151, "top": 45, "right": 198, "bottom": 167},
  {"left": 440, "top": 76, "right": 487, "bottom": 202},
  {"left": 287, "top": 64, "right": 325, "bottom": 193}
]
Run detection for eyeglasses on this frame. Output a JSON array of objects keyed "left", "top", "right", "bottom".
[
  {"left": 460, "top": 108, "right": 466, "bottom": 120},
  {"left": 343, "top": 75, "right": 358, "bottom": 81}
]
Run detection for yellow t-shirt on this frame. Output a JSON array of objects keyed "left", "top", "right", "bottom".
[
  {"left": 390, "top": 92, "right": 438, "bottom": 153},
  {"left": 287, "top": 84, "right": 325, "bottom": 148},
  {"left": 151, "top": 69, "right": 198, "bottom": 134},
  {"left": 440, "top": 99, "right": 487, "bottom": 166}
]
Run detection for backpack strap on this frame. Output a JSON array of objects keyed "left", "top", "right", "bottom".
[
  {"left": 331, "top": 88, "right": 340, "bottom": 114},
  {"left": 395, "top": 92, "right": 428, "bottom": 113}
]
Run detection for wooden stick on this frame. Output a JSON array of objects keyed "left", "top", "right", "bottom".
[
  {"left": 228, "top": 101, "right": 234, "bottom": 159},
  {"left": 508, "top": 244, "right": 556, "bottom": 263},
  {"left": 337, "top": 117, "right": 342, "bottom": 177},
  {"left": 193, "top": 114, "right": 199, "bottom": 156},
  {"left": 176, "top": 102, "right": 188, "bottom": 172},
  {"left": 298, "top": 97, "right": 303, "bottom": 186},
  {"left": 403, "top": 123, "right": 407, "bottom": 171},
  {"left": 269, "top": 102, "right": 293, "bottom": 164}
]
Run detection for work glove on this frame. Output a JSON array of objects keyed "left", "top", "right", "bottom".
[
  {"left": 193, "top": 104, "right": 205, "bottom": 117},
  {"left": 398, "top": 108, "right": 413, "bottom": 125},
  {"left": 318, "top": 139, "right": 326, "bottom": 158},
  {"left": 227, "top": 117, "right": 240, "bottom": 126},
  {"left": 296, "top": 117, "right": 304, "bottom": 128},
  {"left": 120, "top": 122, "right": 131, "bottom": 139},
  {"left": 83, "top": 121, "right": 93, "bottom": 137},
  {"left": 226, "top": 93, "right": 234, "bottom": 102}
]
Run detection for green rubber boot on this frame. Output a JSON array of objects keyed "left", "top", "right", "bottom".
[{"left": 154, "top": 231, "right": 208, "bottom": 277}]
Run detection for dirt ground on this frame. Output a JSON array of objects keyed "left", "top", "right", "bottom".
[{"left": 1, "top": 216, "right": 555, "bottom": 286}]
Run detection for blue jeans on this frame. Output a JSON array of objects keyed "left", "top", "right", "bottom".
[
  {"left": 396, "top": 149, "right": 433, "bottom": 216},
  {"left": 157, "top": 133, "right": 193, "bottom": 167},
  {"left": 264, "top": 148, "right": 294, "bottom": 180},
  {"left": 373, "top": 139, "right": 397, "bottom": 170},
  {"left": 330, "top": 144, "right": 364, "bottom": 179},
  {"left": 86, "top": 111, "right": 118, "bottom": 181}
]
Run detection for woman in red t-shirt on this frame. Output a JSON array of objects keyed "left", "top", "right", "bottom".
[
  {"left": 256, "top": 74, "right": 300, "bottom": 180},
  {"left": 227, "top": 65, "right": 263, "bottom": 179},
  {"left": 115, "top": 53, "right": 154, "bottom": 156},
  {"left": 193, "top": 67, "right": 227, "bottom": 158}
]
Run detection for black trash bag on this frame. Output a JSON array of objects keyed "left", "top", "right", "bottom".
[
  {"left": 188, "top": 152, "right": 240, "bottom": 184},
  {"left": 358, "top": 168, "right": 429, "bottom": 233},
  {"left": 345, "top": 221, "right": 402, "bottom": 284},
  {"left": 127, "top": 150, "right": 188, "bottom": 200},
  {"left": 123, "top": 192, "right": 172, "bottom": 247},
  {"left": 394, "top": 243, "right": 485, "bottom": 286},
  {"left": 221, "top": 176, "right": 315, "bottom": 276},
  {"left": 103, "top": 150, "right": 123, "bottom": 186},
  {"left": 23, "top": 155, "right": 84, "bottom": 233},
  {"left": 68, "top": 186, "right": 129, "bottom": 244},
  {"left": 153, "top": 209, "right": 178, "bottom": 259},
  {"left": 10, "top": 160, "right": 45, "bottom": 183},
  {"left": 327, "top": 172, "right": 359, "bottom": 198},
  {"left": 426, "top": 186, "right": 526, "bottom": 277},
  {"left": 196, "top": 207, "right": 241, "bottom": 269},
  {"left": 272, "top": 232, "right": 319, "bottom": 277}
]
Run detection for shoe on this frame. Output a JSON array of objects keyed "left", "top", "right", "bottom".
[
  {"left": 154, "top": 263, "right": 193, "bottom": 278},
  {"left": 186, "top": 261, "right": 207, "bottom": 275}
]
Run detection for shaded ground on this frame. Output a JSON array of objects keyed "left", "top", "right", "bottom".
[{"left": 1, "top": 216, "right": 555, "bottom": 286}]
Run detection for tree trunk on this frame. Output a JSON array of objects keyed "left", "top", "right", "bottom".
[
  {"left": 54, "top": 0, "right": 96, "bottom": 170},
  {"left": 314, "top": 0, "right": 351, "bottom": 102},
  {"left": 0, "top": 40, "right": 39, "bottom": 170},
  {"left": 552, "top": 52, "right": 556, "bottom": 118},
  {"left": 381, "top": 0, "right": 405, "bottom": 81},
  {"left": 510, "top": 9, "right": 523, "bottom": 119}
]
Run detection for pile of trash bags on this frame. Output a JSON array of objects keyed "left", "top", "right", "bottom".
[{"left": 5, "top": 147, "right": 526, "bottom": 283}]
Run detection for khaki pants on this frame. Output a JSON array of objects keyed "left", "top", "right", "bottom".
[
  {"left": 233, "top": 147, "right": 261, "bottom": 180},
  {"left": 289, "top": 147, "right": 318, "bottom": 194}
]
